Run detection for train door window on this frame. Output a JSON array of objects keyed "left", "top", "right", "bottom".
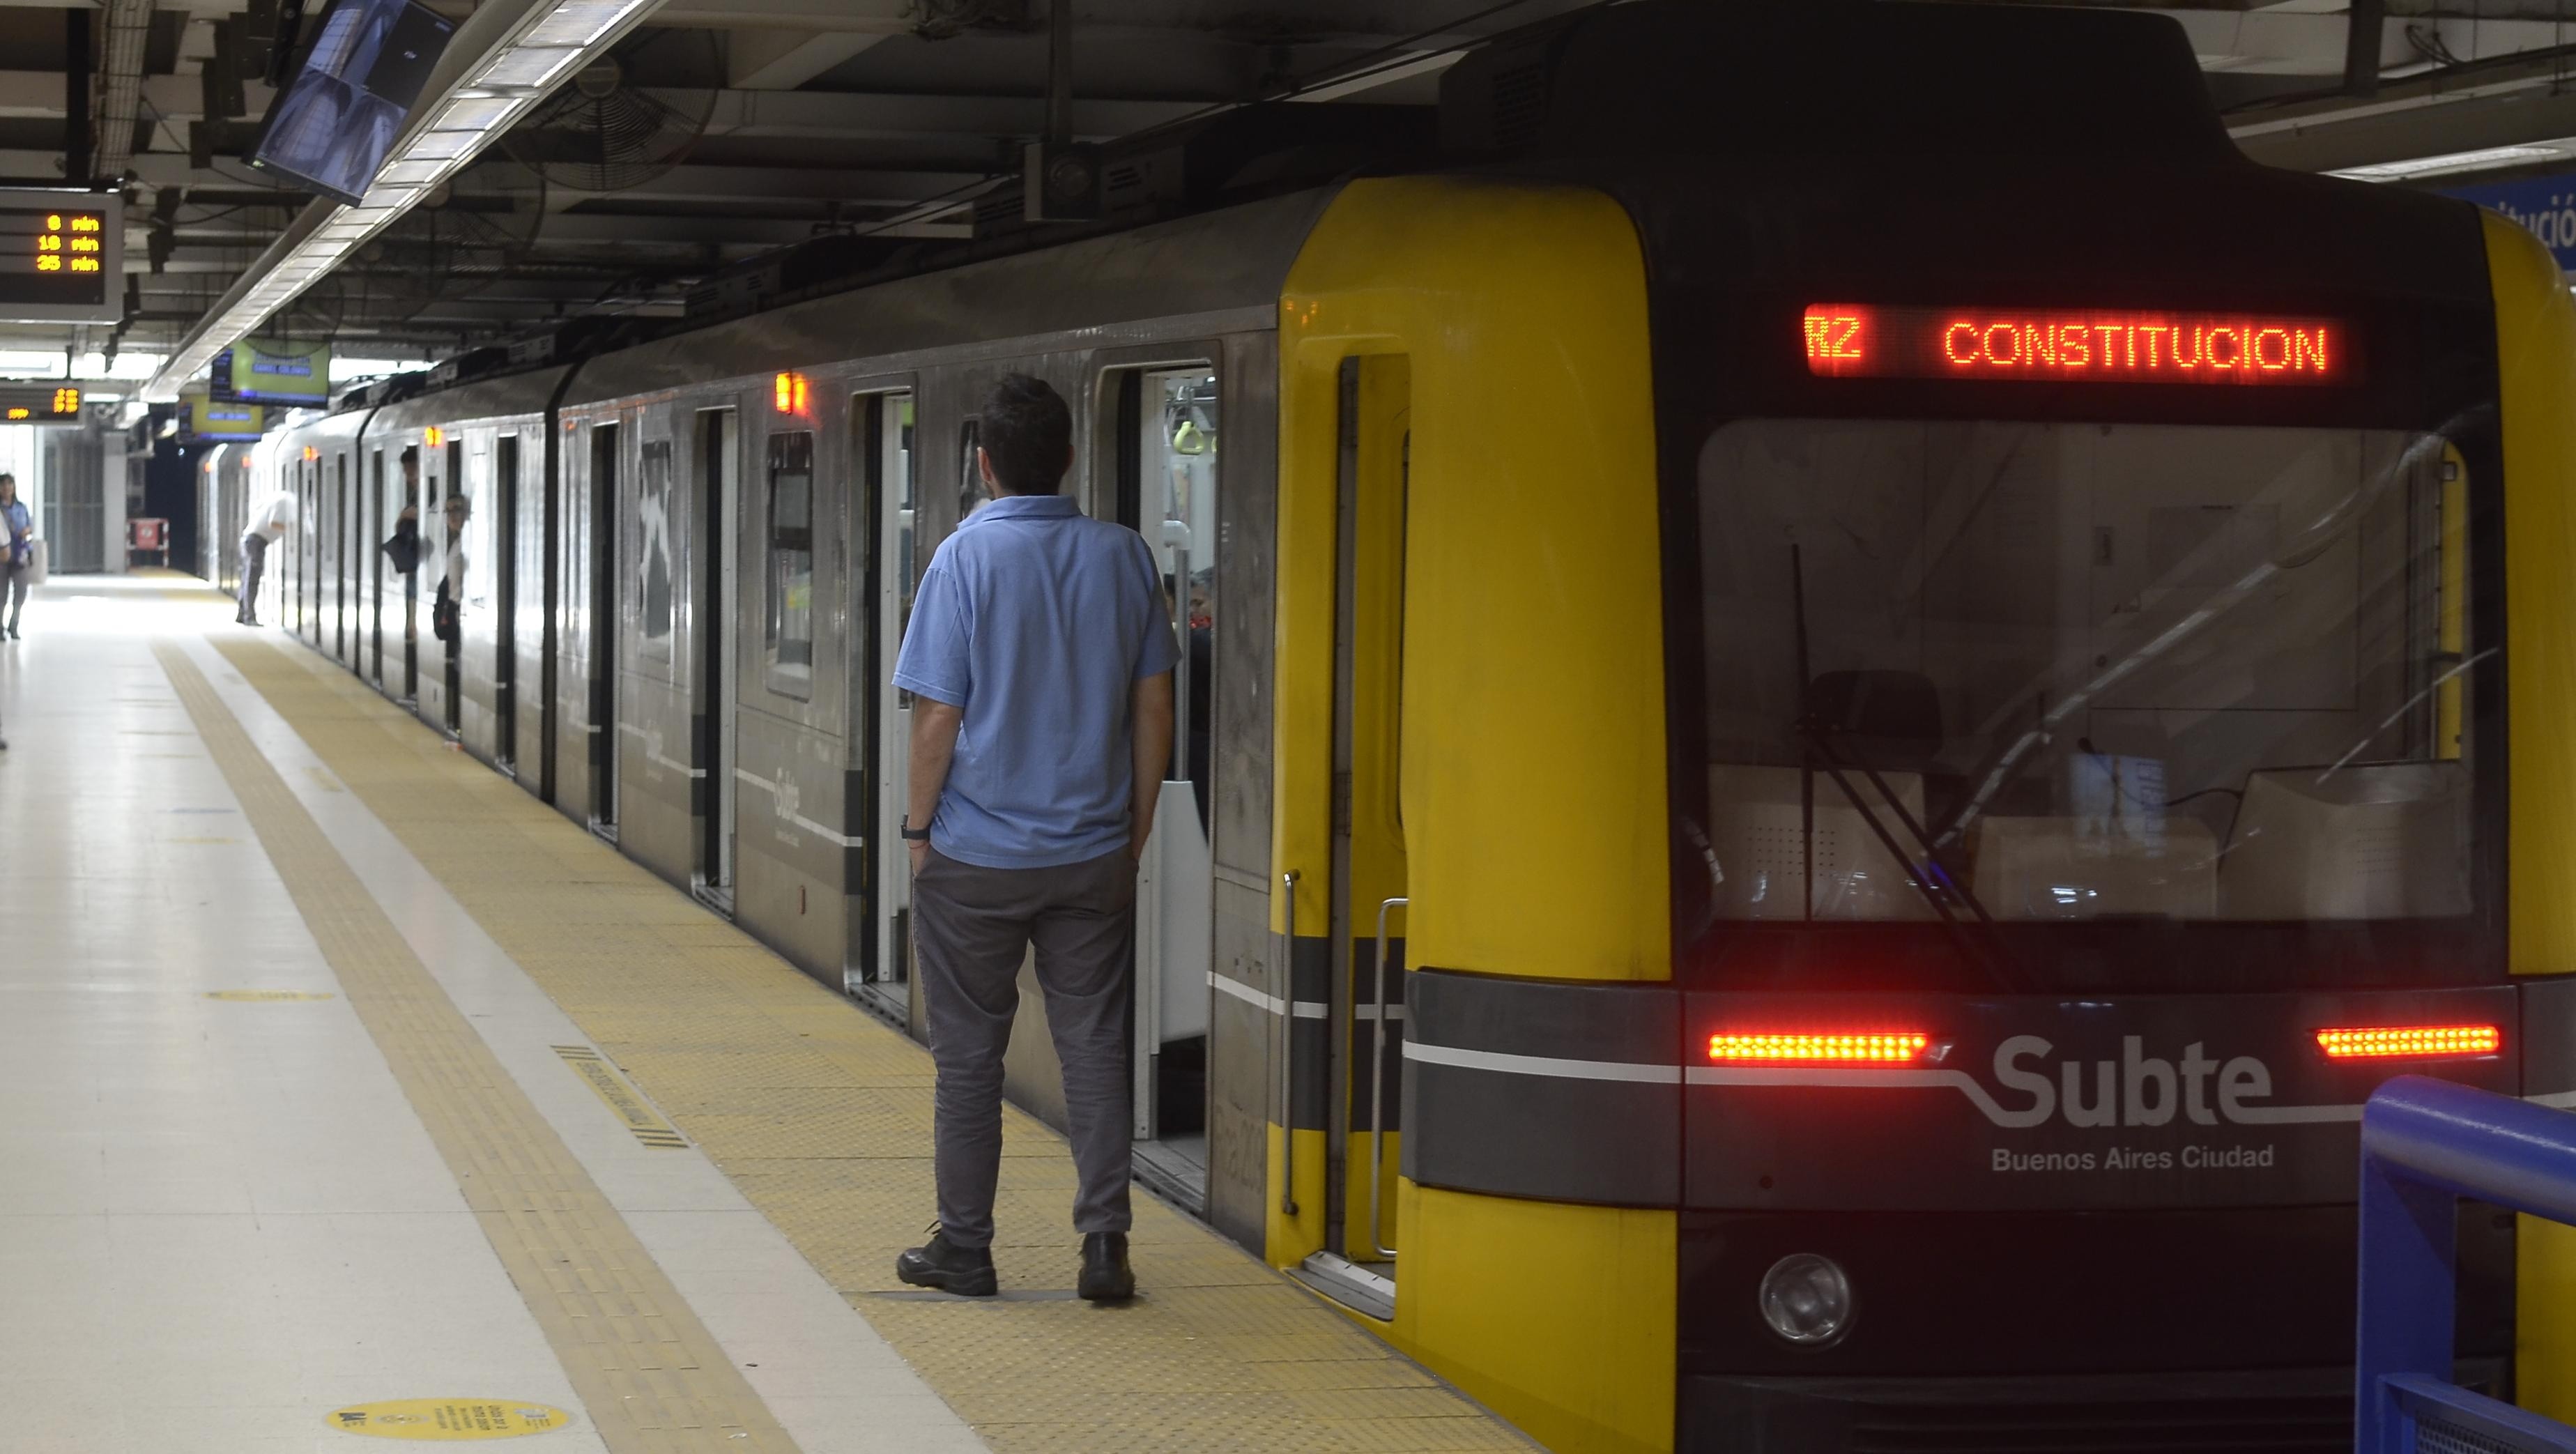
[
  {"left": 636, "top": 438, "right": 674, "bottom": 658},
  {"left": 332, "top": 453, "right": 348, "bottom": 659},
  {"left": 495, "top": 434, "right": 519, "bottom": 770},
  {"left": 399, "top": 445, "right": 420, "bottom": 702},
  {"left": 367, "top": 449, "right": 385, "bottom": 684},
  {"left": 764, "top": 429, "right": 815, "bottom": 700},
  {"left": 304, "top": 457, "right": 320, "bottom": 636},
  {"left": 857, "top": 392, "right": 917, "bottom": 1017},
  {"left": 591, "top": 423, "right": 622, "bottom": 834},
  {"left": 444, "top": 437, "right": 466, "bottom": 734},
  {"left": 296, "top": 459, "right": 313, "bottom": 634},
  {"left": 957, "top": 418, "right": 982, "bottom": 521},
  {"left": 696, "top": 406, "right": 740, "bottom": 903},
  {"left": 341, "top": 452, "right": 356, "bottom": 664},
  {"left": 1114, "top": 365, "right": 1220, "bottom": 1194},
  {"left": 1325, "top": 353, "right": 1411, "bottom": 1291}
]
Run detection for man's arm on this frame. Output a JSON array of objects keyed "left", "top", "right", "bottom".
[
  {"left": 1130, "top": 671, "right": 1175, "bottom": 861},
  {"left": 906, "top": 696, "right": 965, "bottom": 867}
]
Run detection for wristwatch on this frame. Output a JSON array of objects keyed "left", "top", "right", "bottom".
[{"left": 900, "top": 818, "right": 931, "bottom": 843}]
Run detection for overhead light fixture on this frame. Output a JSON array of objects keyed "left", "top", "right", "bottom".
[
  {"left": 431, "top": 97, "right": 523, "bottom": 131},
  {"left": 2332, "top": 144, "right": 2570, "bottom": 182},
  {"left": 521, "top": 0, "right": 643, "bottom": 47},
  {"left": 477, "top": 47, "right": 585, "bottom": 89},
  {"left": 144, "top": 0, "right": 665, "bottom": 402}
]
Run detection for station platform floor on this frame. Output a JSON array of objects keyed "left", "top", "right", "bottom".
[{"left": 0, "top": 574, "right": 1537, "bottom": 1454}]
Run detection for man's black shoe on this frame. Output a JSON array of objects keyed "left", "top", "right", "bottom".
[
  {"left": 1078, "top": 1232, "right": 1135, "bottom": 1303},
  {"left": 895, "top": 1228, "right": 996, "bottom": 1297}
]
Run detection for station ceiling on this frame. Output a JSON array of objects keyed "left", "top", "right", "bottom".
[{"left": 3, "top": 0, "right": 2567, "bottom": 389}]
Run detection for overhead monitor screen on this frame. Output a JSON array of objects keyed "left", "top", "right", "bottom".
[
  {"left": 1803, "top": 304, "right": 2352, "bottom": 386},
  {"left": 0, "top": 192, "right": 121, "bottom": 323},
  {"left": 188, "top": 397, "right": 268, "bottom": 441},
  {"left": 215, "top": 339, "right": 332, "bottom": 405},
  {"left": 245, "top": 0, "right": 457, "bottom": 207},
  {"left": 0, "top": 385, "right": 82, "bottom": 424}
]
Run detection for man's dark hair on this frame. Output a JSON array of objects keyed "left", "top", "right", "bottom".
[{"left": 979, "top": 373, "right": 1073, "bottom": 495}]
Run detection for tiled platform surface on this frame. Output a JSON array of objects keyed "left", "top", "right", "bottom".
[{"left": 0, "top": 573, "right": 1535, "bottom": 1454}]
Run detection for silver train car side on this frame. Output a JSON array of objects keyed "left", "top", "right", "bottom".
[{"left": 263, "top": 192, "right": 1311, "bottom": 1232}]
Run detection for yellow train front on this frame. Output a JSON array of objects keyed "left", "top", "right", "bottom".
[{"left": 1277, "top": 6, "right": 2576, "bottom": 1451}]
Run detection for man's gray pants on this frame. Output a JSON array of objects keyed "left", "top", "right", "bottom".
[
  {"left": 913, "top": 845, "right": 1134, "bottom": 1249},
  {"left": 237, "top": 533, "right": 267, "bottom": 622}
]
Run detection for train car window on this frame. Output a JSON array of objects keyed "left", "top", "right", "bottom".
[
  {"left": 1694, "top": 419, "right": 2475, "bottom": 945},
  {"left": 637, "top": 438, "right": 674, "bottom": 657},
  {"left": 765, "top": 430, "right": 815, "bottom": 698},
  {"left": 893, "top": 398, "right": 917, "bottom": 631},
  {"left": 1135, "top": 368, "right": 1219, "bottom": 828},
  {"left": 957, "top": 418, "right": 981, "bottom": 521}
]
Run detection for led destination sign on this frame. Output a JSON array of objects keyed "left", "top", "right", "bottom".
[{"left": 1804, "top": 304, "right": 2350, "bottom": 385}]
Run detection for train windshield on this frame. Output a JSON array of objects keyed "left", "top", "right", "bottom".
[{"left": 1691, "top": 418, "right": 2487, "bottom": 990}]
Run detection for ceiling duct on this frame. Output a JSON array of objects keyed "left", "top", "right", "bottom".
[{"left": 92, "top": 0, "right": 153, "bottom": 183}]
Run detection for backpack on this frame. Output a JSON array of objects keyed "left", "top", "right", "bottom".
[{"left": 381, "top": 519, "right": 420, "bottom": 575}]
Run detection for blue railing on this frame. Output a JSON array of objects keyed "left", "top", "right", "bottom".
[{"left": 2358, "top": 1076, "right": 2576, "bottom": 1453}]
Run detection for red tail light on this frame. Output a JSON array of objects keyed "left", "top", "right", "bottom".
[
  {"left": 2314, "top": 1025, "right": 2501, "bottom": 1060},
  {"left": 1709, "top": 1032, "right": 1931, "bottom": 1065}
]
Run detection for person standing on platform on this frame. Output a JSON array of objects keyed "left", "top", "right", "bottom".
[
  {"left": 237, "top": 484, "right": 295, "bottom": 627},
  {"left": 0, "top": 474, "right": 29, "bottom": 640},
  {"left": 891, "top": 373, "right": 1177, "bottom": 1303}
]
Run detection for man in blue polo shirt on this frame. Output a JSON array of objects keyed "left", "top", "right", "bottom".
[{"left": 891, "top": 373, "right": 1177, "bottom": 1302}]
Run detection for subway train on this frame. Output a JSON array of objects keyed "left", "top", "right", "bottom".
[{"left": 242, "top": 4, "right": 2576, "bottom": 1451}]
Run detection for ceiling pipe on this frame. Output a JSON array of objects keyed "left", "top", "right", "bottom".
[
  {"left": 1045, "top": 0, "right": 1073, "bottom": 148},
  {"left": 2344, "top": 0, "right": 2387, "bottom": 97}
]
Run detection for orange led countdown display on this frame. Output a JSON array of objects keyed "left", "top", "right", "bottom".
[
  {"left": 0, "top": 384, "right": 80, "bottom": 423},
  {"left": 1804, "top": 304, "right": 2351, "bottom": 385},
  {"left": 31, "top": 211, "right": 104, "bottom": 276},
  {"left": 0, "top": 190, "right": 120, "bottom": 322}
]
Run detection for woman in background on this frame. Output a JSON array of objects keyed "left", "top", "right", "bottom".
[{"left": 0, "top": 473, "right": 31, "bottom": 640}]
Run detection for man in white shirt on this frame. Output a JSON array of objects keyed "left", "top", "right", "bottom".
[{"left": 238, "top": 487, "right": 295, "bottom": 626}]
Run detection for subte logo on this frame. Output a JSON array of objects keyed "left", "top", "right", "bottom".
[{"left": 1987, "top": 1036, "right": 2276, "bottom": 1129}]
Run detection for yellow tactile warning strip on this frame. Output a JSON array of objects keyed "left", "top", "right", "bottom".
[
  {"left": 154, "top": 641, "right": 804, "bottom": 1454},
  {"left": 217, "top": 636, "right": 1539, "bottom": 1454}
]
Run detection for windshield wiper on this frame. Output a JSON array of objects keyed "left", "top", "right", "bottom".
[{"left": 1788, "top": 545, "right": 2027, "bottom": 994}]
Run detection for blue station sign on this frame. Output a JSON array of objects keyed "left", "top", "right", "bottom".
[{"left": 2441, "top": 171, "right": 2576, "bottom": 270}]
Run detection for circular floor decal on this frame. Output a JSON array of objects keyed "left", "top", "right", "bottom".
[{"left": 326, "top": 1400, "right": 572, "bottom": 1439}]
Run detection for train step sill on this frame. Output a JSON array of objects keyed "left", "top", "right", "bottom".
[{"left": 1294, "top": 1251, "right": 1395, "bottom": 1321}]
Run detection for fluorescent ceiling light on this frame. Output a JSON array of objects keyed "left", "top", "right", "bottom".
[
  {"left": 398, "top": 130, "right": 482, "bottom": 163},
  {"left": 521, "top": 0, "right": 652, "bottom": 48},
  {"left": 78, "top": 353, "right": 164, "bottom": 380},
  {"left": 431, "top": 96, "right": 521, "bottom": 131},
  {"left": 2332, "top": 144, "right": 2567, "bottom": 181},
  {"left": 374, "top": 160, "right": 448, "bottom": 187},
  {"left": 475, "top": 47, "right": 582, "bottom": 89},
  {"left": 335, "top": 357, "right": 433, "bottom": 378}
]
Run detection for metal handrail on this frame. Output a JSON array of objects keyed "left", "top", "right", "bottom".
[
  {"left": 1277, "top": 868, "right": 1300, "bottom": 1217},
  {"left": 1367, "top": 895, "right": 1407, "bottom": 1261},
  {"left": 2356, "top": 1076, "right": 2576, "bottom": 1453}
]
